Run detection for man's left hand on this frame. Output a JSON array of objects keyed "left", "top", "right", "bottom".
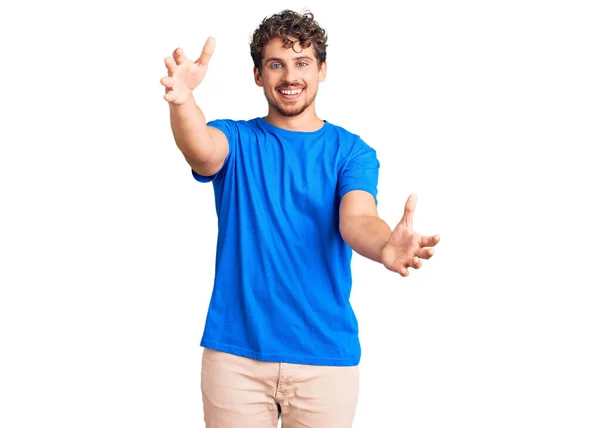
[{"left": 381, "top": 194, "right": 440, "bottom": 277}]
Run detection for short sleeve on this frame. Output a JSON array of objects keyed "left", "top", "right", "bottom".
[
  {"left": 338, "top": 139, "right": 380, "bottom": 204},
  {"left": 191, "top": 119, "right": 238, "bottom": 183}
]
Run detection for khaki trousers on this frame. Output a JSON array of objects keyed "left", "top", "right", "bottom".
[{"left": 201, "top": 348, "right": 359, "bottom": 428}]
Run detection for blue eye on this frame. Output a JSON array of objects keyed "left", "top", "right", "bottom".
[
  {"left": 297, "top": 62, "right": 308, "bottom": 67},
  {"left": 271, "top": 63, "right": 282, "bottom": 69}
]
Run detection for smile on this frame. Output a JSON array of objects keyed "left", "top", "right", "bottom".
[{"left": 277, "top": 88, "right": 304, "bottom": 100}]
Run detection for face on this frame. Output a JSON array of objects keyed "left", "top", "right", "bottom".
[{"left": 254, "top": 37, "right": 326, "bottom": 117}]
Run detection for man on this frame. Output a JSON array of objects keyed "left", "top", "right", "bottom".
[{"left": 160, "top": 9, "right": 439, "bottom": 428}]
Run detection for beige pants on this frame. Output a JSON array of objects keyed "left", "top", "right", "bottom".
[{"left": 201, "top": 348, "right": 359, "bottom": 428}]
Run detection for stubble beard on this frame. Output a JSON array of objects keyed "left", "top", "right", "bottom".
[{"left": 265, "top": 89, "right": 318, "bottom": 117}]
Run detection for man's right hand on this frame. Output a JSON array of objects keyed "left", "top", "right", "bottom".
[{"left": 160, "top": 37, "right": 215, "bottom": 105}]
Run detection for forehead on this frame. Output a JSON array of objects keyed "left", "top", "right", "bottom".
[{"left": 262, "top": 37, "right": 318, "bottom": 61}]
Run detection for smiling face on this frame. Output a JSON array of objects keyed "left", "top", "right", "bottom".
[{"left": 254, "top": 37, "right": 326, "bottom": 118}]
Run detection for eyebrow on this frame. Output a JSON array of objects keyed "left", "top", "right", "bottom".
[{"left": 264, "top": 56, "right": 314, "bottom": 63}]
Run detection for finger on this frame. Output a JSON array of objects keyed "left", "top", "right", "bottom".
[
  {"left": 410, "top": 256, "right": 422, "bottom": 269},
  {"left": 401, "top": 193, "right": 417, "bottom": 230},
  {"left": 419, "top": 234, "right": 440, "bottom": 248},
  {"left": 164, "top": 91, "right": 178, "bottom": 104},
  {"left": 416, "top": 247, "right": 435, "bottom": 260},
  {"left": 399, "top": 266, "right": 409, "bottom": 277},
  {"left": 173, "top": 47, "right": 188, "bottom": 65},
  {"left": 164, "top": 57, "right": 177, "bottom": 77},
  {"left": 195, "top": 36, "right": 215, "bottom": 68},
  {"left": 160, "top": 76, "right": 175, "bottom": 89}
]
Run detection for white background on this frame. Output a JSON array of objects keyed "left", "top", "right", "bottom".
[{"left": 1, "top": 0, "right": 599, "bottom": 426}]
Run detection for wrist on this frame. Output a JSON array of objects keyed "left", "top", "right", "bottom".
[{"left": 168, "top": 90, "right": 195, "bottom": 108}]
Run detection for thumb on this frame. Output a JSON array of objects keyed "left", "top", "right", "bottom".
[
  {"left": 195, "top": 36, "right": 216, "bottom": 68},
  {"left": 401, "top": 193, "right": 417, "bottom": 230}
]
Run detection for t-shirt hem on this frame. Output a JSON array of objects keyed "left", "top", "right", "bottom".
[
  {"left": 191, "top": 168, "right": 214, "bottom": 182},
  {"left": 200, "top": 339, "right": 360, "bottom": 366},
  {"left": 339, "top": 186, "right": 378, "bottom": 205}
]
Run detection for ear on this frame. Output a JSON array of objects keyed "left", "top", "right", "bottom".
[
  {"left": 318, "top": 61, "right": 327, "bottom": 83},
  {"left": 254, "top": 67, "right": 263, "bottom": 87}
]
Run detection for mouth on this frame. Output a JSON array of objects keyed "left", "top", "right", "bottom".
[{"left": 277, "top": 87, "right": 304, "bottom": 101}]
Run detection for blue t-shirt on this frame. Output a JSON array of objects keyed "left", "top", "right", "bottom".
[{"left": 192, "top": 117, "right": 379, "bottom": 366}]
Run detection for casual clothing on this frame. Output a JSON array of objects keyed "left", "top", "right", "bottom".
[
  {"left": 201, "top": 347, "right": 359, "bottom": 428},
  {"left": 193, "top": 117, "right": 379, "bottom": 366}
]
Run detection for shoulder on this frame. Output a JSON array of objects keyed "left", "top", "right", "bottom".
[
  {"left": 326, "top": 121, "right": 376, "bottom": 156},
  {"left": 326, "top": 121, "right": 360, "bottom": 140},
  {"left": 206, "top": 118, "right": 264, "bottom": 142},
  {"left": 207, "top": 118, "right": 256, "bottom": 132}
]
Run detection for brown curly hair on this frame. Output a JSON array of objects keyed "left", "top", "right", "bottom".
[{"left": 250, "top": 9, "right": 328, "bottom": 71}]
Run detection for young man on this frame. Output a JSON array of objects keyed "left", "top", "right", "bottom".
[{"left": 160, "top": 9, "right": 439, "bottom": 428}]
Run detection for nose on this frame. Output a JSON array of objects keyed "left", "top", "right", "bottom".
[{"left": 282, "top": 66, "right": 300, "bottom": 85}]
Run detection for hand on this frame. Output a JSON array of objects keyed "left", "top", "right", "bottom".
[
  {"left": 160, "top": 37, "right": 215, "bottom": 105},
  {"left": 381, "top": 194, "right": 440, "bottom": 277}
]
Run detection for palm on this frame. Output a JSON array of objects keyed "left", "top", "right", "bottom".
[
  {"left": 381, "top": 194, "right": 440, "bottom": 277},
  {"left": 160, "top": 37, "right": 215, "bottom": 105},
  {"left": 177, "top": 60, "right": 207, "bottom": 91}
]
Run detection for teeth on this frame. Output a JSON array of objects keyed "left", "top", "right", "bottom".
[{"left": 280, "top": 89, "right": 302, "bottom": 95}]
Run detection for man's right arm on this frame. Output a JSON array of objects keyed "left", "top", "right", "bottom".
[
  {"left": 161, "top": 38, "right": 228, "bottom": 177},
  {"left": 169, "top": 93, "right": 229, "bottom": 177}
]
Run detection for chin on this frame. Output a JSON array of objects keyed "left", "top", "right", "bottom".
[
  {"left": 279, "top": 105, "right": 308, "bottom": 117},
  {"left": 266, "top": 98, "right": 308, "bottom": 117},
  {"left": 264, "top": 89, "right": 316, "bottom": 117}
]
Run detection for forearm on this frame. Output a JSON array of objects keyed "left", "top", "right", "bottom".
[
  {"left": 340, "top": 215, "right": 392, "bottom": 263},
  {"left": 169, "top": 94, "right": 216, "bottom": 162}
]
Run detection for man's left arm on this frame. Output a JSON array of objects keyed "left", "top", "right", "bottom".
[
  {"left": 339, "top": 190, "right": 440, "bottom": 277},
  {"left": 338, "top": 190, "right": 392, "bottom": 263}
]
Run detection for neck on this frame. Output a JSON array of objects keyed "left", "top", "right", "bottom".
[{"left": 264, "top": 107, "right": 324, "bottom": 132}]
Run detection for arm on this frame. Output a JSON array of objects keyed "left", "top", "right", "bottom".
[
  {"left": 169, "top": 94, "right": 229, "bottom": 177},
  {"left": 340, "top": 191, "right": 440, "bottom": 277},
  {"left": 161, "top": 38, "right": 228, "bottom": 176},
  {"left": 339, "top": 190, "right": 392, "bottom": 264}
]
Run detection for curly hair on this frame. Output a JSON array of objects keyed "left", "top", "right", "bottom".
[{"left": 250, "top": 9, "right": 328, "bottom": 71}]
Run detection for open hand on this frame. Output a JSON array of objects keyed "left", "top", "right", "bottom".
[
  {"left": 160, "top": 37, "right": 215, "bottom": 105},
  {"left": 381, "top": 194, "right": 440, "bottom": 277}
]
